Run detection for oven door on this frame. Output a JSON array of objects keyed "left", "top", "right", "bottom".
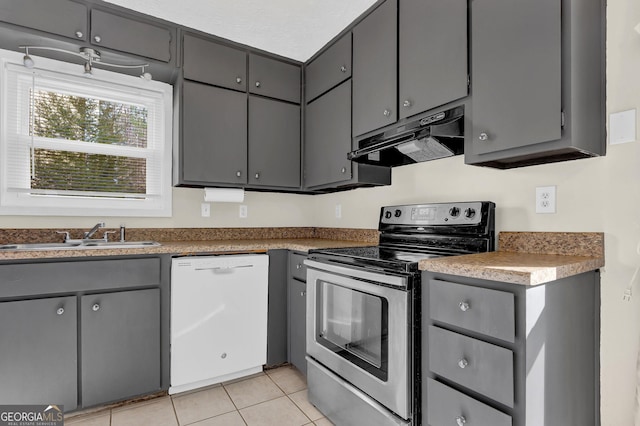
[{"left": 305, "top": 259, "right": 411, "bottom": 420}]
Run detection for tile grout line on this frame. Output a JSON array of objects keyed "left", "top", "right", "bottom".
[
  {"left": 264, "top": 371, "right": 314, "bottom": 425},
  {"left": 220, "top": 382, "right": 249, "bottom": 426}
]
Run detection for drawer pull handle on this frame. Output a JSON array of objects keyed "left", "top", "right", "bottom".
[
  {"left": 458, "top": 301, "right": 470, "bottom": 312},
  {"left": 457, "top": 358, "right": 469, "bottom": 369},
  {"left": 456, "top": 416, "right": 467, "bottom": 426}
]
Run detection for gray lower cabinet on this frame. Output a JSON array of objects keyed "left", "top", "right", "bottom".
[
  {"left": 0, "top": 0, "right": 87, "bottom": 41},
  {"left": 465, "top": 0, "right": 604, "bottom": 168},
  {"left": 352, "top": 0, "right": 397, "bottom": 137},
  {"left": 398, "top": 0, "right": 468, "bottom": 120},
  {"left": 422, "top": 271, "right": 600, "bottom": 425},
  {"left": 0, "top": 257, "right": 165, "bottom": 412},
  {"left": 179, "top": 80, "right": 248, "bottom": 186},
  {"left": 288, "top": 252, "right": 307, "bottom": 375},
  {"left": 248, "top": 96, "right": 301, "bottom": 188},
  {"left": 81, "top": 288, "right": 161, "bottom": 407},
  {"left": 0, "top": 296, "right": 78, "bottom": 410}
]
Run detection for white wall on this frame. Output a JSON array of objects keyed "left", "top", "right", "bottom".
[{"left": 0, "top": 1, "right": 637, "bottom": 424}]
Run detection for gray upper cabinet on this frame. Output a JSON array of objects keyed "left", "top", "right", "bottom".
[
  {"left": 398, "top": 0, "right": 468, "bottom": 120},
  {"left": 183, "top": 33, "right": 247, "bottom": 91},
  {"left": 248, "top": 96, "right": 301, "bottom": 188},
  {"left": 81, "top": 288, "right": 160, "bottom": 407},
  {"left": 249, "top": 54, "right": 301, "bottom": 104},
  {"left": 466, "top": 0, "right": 605, "bottom": 168},
  {"left": 0, "top": 296, "right": 78, "bottom": 411},
  {"left": 352, "top": 0, "right": 398, "bottom": 137},
  {"left": 90, "top": 8, "right": 173, "bottom": 63},
  {"left": 0, "top": 0, "right": 87, "bottom": 41},
  {"left": 470, "top": 0, "right": 561, "bottom": 156},
  {"left": 305, "top": 34, "right": 352, "bottom": 103},
  {"left": 304, "top": 80, "right": 352, "bottom": 188},
  {"left": 180, "top": 80, "right": 248, "bottom": 185}
]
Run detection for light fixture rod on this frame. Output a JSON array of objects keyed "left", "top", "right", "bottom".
[{"left": 18, "top": 45, "right": 150, "bottom": 73}]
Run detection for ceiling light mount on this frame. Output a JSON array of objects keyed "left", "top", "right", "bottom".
[{"left": 19, "top": 45, "right": 152, "bottom": 80}]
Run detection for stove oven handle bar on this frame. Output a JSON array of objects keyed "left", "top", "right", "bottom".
[{"left": 304, "top": 259, "right": 408, "bottom": 289}]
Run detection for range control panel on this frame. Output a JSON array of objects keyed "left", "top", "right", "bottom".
[{"left": 379, "top": 202, "right": 489, "bottom": 226}]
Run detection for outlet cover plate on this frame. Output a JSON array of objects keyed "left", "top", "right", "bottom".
[
  {"left": 239, "top": 205, "right": 248, "bottom": 218},
  {"left": 201, "top": 203, "right": 210, "bottom": 217},
  {"left": 609, "top": 109, "right": 636, "bottom": 145},
  {"left": 536, "top": 186, "right": 556, "bottom": 214}
]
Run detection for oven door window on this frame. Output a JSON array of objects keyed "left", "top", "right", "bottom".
[{"left": 316, "top": 280, "right": 388, "bottom": 381}]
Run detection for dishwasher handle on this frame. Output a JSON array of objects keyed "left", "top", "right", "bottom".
[{"left": 194, "top": 264, "right": 254, "bottom": 271}]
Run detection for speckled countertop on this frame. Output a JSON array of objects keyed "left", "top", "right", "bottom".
[
  {"left": 0, "top": 227, "right": 379, "bottom": 261},
  {"left": 419, "top": 232, "right": 605, "bottom": 286}
]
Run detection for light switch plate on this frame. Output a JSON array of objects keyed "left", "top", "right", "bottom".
[
  {"left": 239, "top": 205, "right": 248, "bottom": 218},
  {"left": 609, "top": 109, "right": 637, "bottom": 145}
]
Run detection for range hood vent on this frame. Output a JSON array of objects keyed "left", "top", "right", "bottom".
[{"left": 348, "top": 105, "right": 464, "bottom": 167}]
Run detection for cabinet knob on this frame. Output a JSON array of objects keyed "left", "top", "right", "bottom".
[
  {"left": 221, "top": 352, "right": 227, "bottom": 359},
  {"left": 254, "top": 172, "right": 260, "bottom": 179},
  {"left": 383, "top": 109, "right": 392, "bottom": 117},
  {"left": 340, "top": 167, "right": 347, "bottom": 174},
  {"left": 340, "top": 65, "right": 347, "bottom": 73},
  {"left": 255, "top": 81, "right": 261, "bottom": 88},
  {"left": 458, "top": 301, "right": 470, "bottom": 312},
  {"left": 236, "top": 171, "right": 242, "bottom": 178},
  {"left": 56, "top": 307, "right": 65, "bottom": 315},
  {"left": 236, "top": 77, "right": 243, "bottom": 84},
  {"left": 456, "top": 416, "right": 467, "bottom": 426},
  {"left": 300, "top": 291, "right": 306, "bottom": 297},
  {"left": 478, "top": 132, "right": 489, "bottom": 141},
  {"left": 457, "top": 358, "right": 469, "bottom": 369},
  {"left": 93, "top": 35, "right": 102, "bottom": 43},
  {"left": 296, "top": 264, "right": 302, "bottom": 269},
  {"left": 92, "top": 303, "right": 100, "bottom": 312},
  {"left": 75, "top": 31, "right": 84, "bottom": 39},
  {"left": 403, "top": 100, "right": 412, "bottom": 108}
]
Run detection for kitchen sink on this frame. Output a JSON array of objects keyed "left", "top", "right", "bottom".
[{"left": 0, "top": 241, "right": 161, "bottom": 251}]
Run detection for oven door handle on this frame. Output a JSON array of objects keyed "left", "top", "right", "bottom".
[{"left": 304, "top": 259, "right": 408, "bottom": 289}]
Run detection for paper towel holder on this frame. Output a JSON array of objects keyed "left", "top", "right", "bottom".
[{"left": 203, "top": 187, "right": 245, "bottom": 203}]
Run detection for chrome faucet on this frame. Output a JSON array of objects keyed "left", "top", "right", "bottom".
[{"left": 83, "top": 222, "right": 105, "bottom": 239}]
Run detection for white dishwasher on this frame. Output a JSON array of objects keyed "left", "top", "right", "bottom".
[{"left": 170, "top": 254, "right": 269, "bottom": 394}]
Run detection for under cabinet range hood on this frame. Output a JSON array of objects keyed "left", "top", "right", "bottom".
[{"left": 348, "top": 105, "right": 464, "bottom": 167}]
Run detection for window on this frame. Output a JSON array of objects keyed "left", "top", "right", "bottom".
[{"left": 0, "top": 49, "right": 172, "bottom": 216}]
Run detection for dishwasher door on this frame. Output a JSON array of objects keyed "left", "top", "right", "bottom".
[{"left": 170, "top": 254, "right": 269, "bottom": 394}]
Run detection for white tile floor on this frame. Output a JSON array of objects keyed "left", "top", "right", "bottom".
[{"left": 65, "top": 366, "right": 333, "bottom": 426}]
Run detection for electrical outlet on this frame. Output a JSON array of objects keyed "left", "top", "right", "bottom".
[
  {"left": 535, "top": 186, "right": 557, "bottom": 214},
  {"left": 201, "top": 203, "right": 210, "bottom": 217},
  {"left": 239, "top": 205, "right": 248, "bottom": 218},
  {"left": 335, "top": 204, "right": 342, "bottom": 219}
]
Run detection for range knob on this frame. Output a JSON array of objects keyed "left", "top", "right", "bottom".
[
  {"left": 449, "top": 207, "right": 460, "bottom": 217},
  {"left": 384, "top": 211, "right": 392, "bottom": 219},
  {"left": 464, "top": 208, "right": 476, "bottom": 219},
  {"left": 394, "top": 209, "right": 402, "bottom": 218}
]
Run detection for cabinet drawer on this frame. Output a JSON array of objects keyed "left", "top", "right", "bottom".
[
  {"left": 249, "top": 54, "right": 301, "bottom": 103},
  {"left": 429, "top": 279, "right": 515, "bottom": 342},
  {"left": 305, "top": 34, "right": 352, "bottom": 102},
  {"left": 289, "top": 252, "right": 307, "bottom": 281},
  {"left": 183, "top": 33, "right": 247, "bottom": 90},
  {"left": 90, "top": 9, "right": 173, "bottom": 62},
  {"left": 429, "top": 326, "right": 513, "bottom": 407},
  {"left": 427, "top": 378, "right": 512, "bottom": 426}
]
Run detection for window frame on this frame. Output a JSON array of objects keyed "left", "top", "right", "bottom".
[{"left": 0, "top": 48, "right": 173, "bottom": 217}]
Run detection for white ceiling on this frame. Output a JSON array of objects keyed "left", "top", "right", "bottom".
[{"left": 103, "top": 0, "right": 378, "bottom": 62}]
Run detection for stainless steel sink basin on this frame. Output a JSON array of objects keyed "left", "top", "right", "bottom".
[{"left": 0, "top": 241, "right": 160, "bottom": 251}]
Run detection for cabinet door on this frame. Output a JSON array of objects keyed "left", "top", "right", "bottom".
[
  {"left": 352, "top": 0, "right": 398, "bottom": 137},
  {"left": 249, "top": 54, "right": 301, "bottom": 103},
  {"left": 304, "top": 80, "right": 352, "bottom": 188},
  {"left": 90, "top": 9, "right": 173, "bottom": 62},
  {"left": 183, "top": 34, "right": 247, "bottom": 91},
  {"left": 398, "top": 0, "right": 468, "bottom": 120},
  {"left": 471, "top": 0, "right": 561, "bottom": 155},
  {"left": 0, "top": 0, "right": 87, "bottom": 41},
  {"left": 81, "top": 289, "right": 160, "bottom": 407},
  {"left": 288, "top": 278, "right": 307, "bottom": 376},
  {"left": 248, "top": 96, "right": 300, "bottom": 188},
  {"left": 0, "top": 297, "right": 77, "bottom": 410},
  {"left": 181, "top": 80, "right": 247, "bottom": 185},
  {"left": 305, "top": 34, "right": 352, "bottom": 103}
]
